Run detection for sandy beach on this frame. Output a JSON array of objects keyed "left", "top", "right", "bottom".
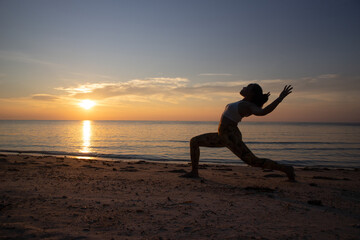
[{"left": 0, "top": 153, "right": 359, "bottom": 239}]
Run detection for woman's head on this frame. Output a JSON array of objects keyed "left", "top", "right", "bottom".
[{"left": 240, "top": 83, "right": 269, "bottom": 107}]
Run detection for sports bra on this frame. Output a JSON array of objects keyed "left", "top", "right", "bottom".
[{"left": 221, "top": 100, "right": 244, "bottom": 123}]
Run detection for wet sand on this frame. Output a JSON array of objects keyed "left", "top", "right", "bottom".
[{"left": 1, "top": 153, "right": 360, "bottom": 239}]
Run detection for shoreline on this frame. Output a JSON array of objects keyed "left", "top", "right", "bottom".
[
  {"left": 1, "top": 153, "right": 360, "bottom": 239},
  {"left": 1, "top": 150, "right": 359, "bottom": 170}
]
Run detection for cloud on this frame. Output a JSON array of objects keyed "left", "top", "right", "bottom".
[
  {"left": 192, "top": 79, "right": 286, "bottom": 89},
  {"left": 53, "top": 77, "right": 291, "bottom": 104},
  {"left": 48, "top": 73, "right": 360, "bottom": 105},
  {"left": 56, "top": 77, "right": 189, "bottom": 103},
  {"left": 317, "top": 74, "right": 338, "bottom": 79},
  {"left": 198, "top": 73, "right": 232, "bottom": 76},
  {"left": 193, "top": 81, "right": 251, "bottom": 87},
  {"left": 55, "top": 83, "right": 114, "bottom": 94},
  {"left": 32, "top": 94, "right": 59, "bottom": 101},
  {"left": 57, "top": 77, "right": 251, "bottom": 103}
]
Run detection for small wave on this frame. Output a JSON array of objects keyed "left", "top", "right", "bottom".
[
  {"left": 253, "top": 147, "right": 360, "bottom": 151},
  {"left": 0, "top": 149, "right": 186, "bottom": 162},
  {"left": 246, "top": 141, "right": 359, "bottom": 145}
]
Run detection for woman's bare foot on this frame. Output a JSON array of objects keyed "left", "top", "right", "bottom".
[
  {"left": 180, "top": 171, "right": 199, "bottom": 178},
  {"left": 284, "top": 166, "right": 296, "bottom": 182}
]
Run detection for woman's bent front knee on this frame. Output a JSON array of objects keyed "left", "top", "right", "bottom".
[{"left": 190, "top": 136, "right": 199, "bottom": 147}]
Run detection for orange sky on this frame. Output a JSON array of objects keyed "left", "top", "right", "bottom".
[{"left": 0, "top": 76, "right": 359, "bottom": 122}]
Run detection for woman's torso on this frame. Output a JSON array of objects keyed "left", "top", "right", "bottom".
[{"left": 220, "top": 100, "right": 252, "bottom": 126}]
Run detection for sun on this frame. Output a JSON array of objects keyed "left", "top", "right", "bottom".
[{"left": 79, "top": 99, "right": 96, "bottom": 110}]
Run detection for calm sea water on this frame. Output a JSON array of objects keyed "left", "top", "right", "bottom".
[{"left": 0, "top": 120, "right": 359, "bottom": 168}]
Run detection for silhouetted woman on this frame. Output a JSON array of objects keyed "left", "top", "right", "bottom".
[{"left": 184, "top": 84, "right": 295, "bottom": 181}]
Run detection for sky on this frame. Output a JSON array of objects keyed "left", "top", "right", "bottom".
[{"left": 0, "top": 0, "right": 359, "bottom": 122}]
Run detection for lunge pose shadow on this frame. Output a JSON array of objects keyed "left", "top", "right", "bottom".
[{"left": 183, "top": 84, "right": 295, "bottom": 181}]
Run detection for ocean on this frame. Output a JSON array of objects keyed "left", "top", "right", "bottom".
[{"left": 0, "top": 120, "right": 359, "bottom": 168}]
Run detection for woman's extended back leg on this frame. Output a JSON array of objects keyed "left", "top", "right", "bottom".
[{"left": 219, "top": 126, "right": 295, "bottom": 181}]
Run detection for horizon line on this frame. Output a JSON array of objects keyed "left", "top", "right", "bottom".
[{"left": 0, "top": 119, "right": 359, "bottom": 124}]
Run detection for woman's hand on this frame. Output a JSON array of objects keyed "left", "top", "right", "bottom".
[{"left": 279, "top": 85, "right": 293, "bottom": 100}]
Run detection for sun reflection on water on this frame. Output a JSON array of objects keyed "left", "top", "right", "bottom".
[{"left": 80, "top": 120, "right": 91, "bottom": 153}]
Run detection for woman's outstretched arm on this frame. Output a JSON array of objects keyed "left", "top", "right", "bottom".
[{"left": 250, "top": 85, "right": 293, "bottom": 116}]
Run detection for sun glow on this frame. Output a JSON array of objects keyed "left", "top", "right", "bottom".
[
  {"left": 79, "top": 100, "right": 96, "bottom": 110},
  {"left": 80, "top": 120, "right": 91, "bottom": 153}
]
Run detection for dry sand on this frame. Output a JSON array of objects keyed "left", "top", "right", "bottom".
[{"left": 0, "top": 153, "right": 360, "bottom": 239}]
